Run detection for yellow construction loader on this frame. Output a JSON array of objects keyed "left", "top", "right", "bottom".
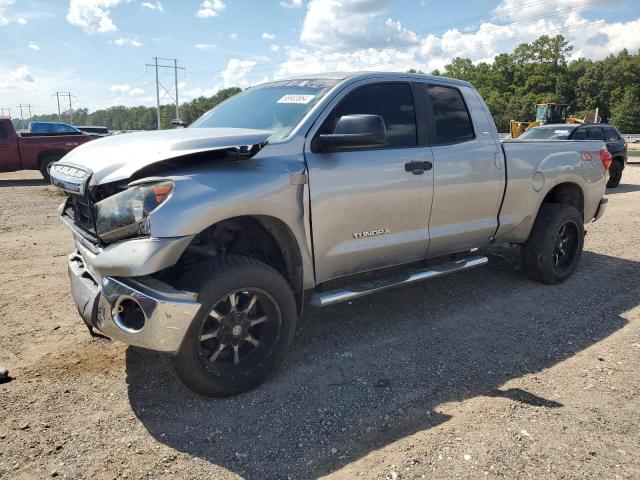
[{"left": 510, "top": 103, "right": 586, "bottom": 138}]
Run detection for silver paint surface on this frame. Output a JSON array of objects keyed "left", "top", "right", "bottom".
[
  {"left": 57, "top": 71, "right": 607, "bottom": 297},
  {"left": 58, "top": 127, "right": 272, "bottom": 184}
]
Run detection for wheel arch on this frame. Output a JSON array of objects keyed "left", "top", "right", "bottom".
[
  {"left": 169, "top": 214, "right": 305, "bottom": 312},
  {"left": 540, "top": 181, "right": 584, "bottom": 217},
  {"left": 518, "top": 181, "right": 585, "bottom": 244}
]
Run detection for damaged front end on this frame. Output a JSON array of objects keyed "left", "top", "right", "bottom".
[
  {"left": 52, "top": 140, "right": 266, "bottom": 248},
  {"left": 49, "top": 134, "right": 269, "bottom": 352}
]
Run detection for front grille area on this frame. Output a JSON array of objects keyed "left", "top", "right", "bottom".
[{"left": 63, "top": 194, "right": 99, "bottom": 243}]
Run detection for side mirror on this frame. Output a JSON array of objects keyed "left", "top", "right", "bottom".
[{"left": 318, "top": 114, "right": 386, "bottom": 150}]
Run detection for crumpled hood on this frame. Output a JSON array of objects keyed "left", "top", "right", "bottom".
[{"left": 58, "top": 127, "right": 272, "bottom": 184}]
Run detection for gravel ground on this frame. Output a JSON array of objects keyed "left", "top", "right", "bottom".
[{"left": 1, "top": 164, "right": 640, "bottom": 480}]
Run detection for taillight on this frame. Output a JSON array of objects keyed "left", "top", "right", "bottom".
[{"left": 599, "top": 148, "right": 612, "bottom": 170}]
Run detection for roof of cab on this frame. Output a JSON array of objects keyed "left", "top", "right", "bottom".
[{"left": 259, "top": 71, "right": 473, "bottom": 88}]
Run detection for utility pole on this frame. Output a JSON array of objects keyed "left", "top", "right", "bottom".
[
  {"left": 145, "top": 57, "right": 185, "bottom": 130},
  {"left": 15, "top": 104, "right": 33, "bottom": 130},
  {"left": 51, "top": 92, "right": 76, "bottom": 123},
  {"left": 0, "top": 107, "right": 11, "bottom": 117},
  {"left": 68, "top": 94, "right": 74, "bottom": 124},
  {"left": 52, "top": 92, "right": 62, "bottom": 120},
  {"left": 153, "top": 57, "right": 160, "bottom": 130},
  {"left": 174, "top": 58, "right": 179, "bottom": 122}
]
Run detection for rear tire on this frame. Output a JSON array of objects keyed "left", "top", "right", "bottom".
[
  {"left": 606, "top": 160, "right": 623, "bottom": 188},
  {"left": 521, "top": 203, "right": 584, "bottom": 284},
  {"left": 39, "top": 155, "right": 62, "bottom": 182},
  {"left": 172, "top": 255, "right": 297, "bottom": 397}
]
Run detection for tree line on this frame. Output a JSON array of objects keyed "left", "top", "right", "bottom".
[
  {"left": 14, "top": 35, "right": 640, "bottom": 133},
  {"left": 413, "top": 35, "right": 640, "bottom": 133},
  {"left": 15, "top": 87, "right": 241, "bottom": 132}
]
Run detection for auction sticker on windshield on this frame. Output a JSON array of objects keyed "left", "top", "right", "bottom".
[{"left": 277, "top": 94, "right": 315, "bottom": 104}]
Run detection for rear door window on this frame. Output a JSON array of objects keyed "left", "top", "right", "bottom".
[
  {"left": 587, "top": 127, "right": 605, "bottom": 141},
  {"left": 0, "top": 123, "right": 7, "bottom": 140},
  {"left": 423, "top": 84, "right": 475, "bottom": 145}
]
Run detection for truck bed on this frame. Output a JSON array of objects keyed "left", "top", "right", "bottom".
[{"left": 496, "top": 139, "right": 607, "bottom": 243}]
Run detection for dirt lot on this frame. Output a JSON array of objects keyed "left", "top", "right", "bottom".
[{"left": 1, "top": 164, "right": 640, "bottom": 480}]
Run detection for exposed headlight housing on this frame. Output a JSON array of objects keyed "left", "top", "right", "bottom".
[{"left": 95, "top": 180, "right": 173, "bottom": 242}]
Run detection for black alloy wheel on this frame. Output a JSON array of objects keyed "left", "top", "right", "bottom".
[
  {"left": 173, "top": 255, "right": 297, "bottom": 397},
  {"left": 551, "top": 221, "right": 579, "bottom": 274},
  {"left": 196, "top": 288, "right": 282, "bottom": 377}
]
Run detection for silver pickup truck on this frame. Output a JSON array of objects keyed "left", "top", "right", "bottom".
[{"left": 49, "top": 72, "right": 610, "bottom": 396}]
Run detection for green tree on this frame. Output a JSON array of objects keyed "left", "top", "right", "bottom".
[{"left": 611, "top": 86, "right": 640, "bottom": 133}]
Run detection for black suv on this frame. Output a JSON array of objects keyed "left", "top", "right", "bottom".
[{"left": 519, "top": 123, "right": 628, "bottom": 188}]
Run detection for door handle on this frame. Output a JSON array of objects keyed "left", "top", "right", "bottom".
[{"left": 404, "top": 160, "right": 432, "bottom": 175}]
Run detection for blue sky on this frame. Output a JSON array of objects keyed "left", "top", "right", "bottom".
[{"left": 1, "top": 0, "right": 639, "bottom": 116}]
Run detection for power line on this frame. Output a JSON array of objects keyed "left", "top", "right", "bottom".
[
  {"left": 0, "top": 107, "right": 11, "bottom": 117},
  {"left": 146, "top": 57, "right": 185, "bottom": 129}
]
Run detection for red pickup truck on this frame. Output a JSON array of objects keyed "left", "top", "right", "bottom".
[{"left": 0, "top": 117, "right": 94, "bottom": 181}]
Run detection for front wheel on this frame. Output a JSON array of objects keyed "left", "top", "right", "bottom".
[
  {"left": 173, "top": 255, "right": 297, "bottom": 397},
  {"left": 521, "top": 203, "right": 584, "bottom": 284}
]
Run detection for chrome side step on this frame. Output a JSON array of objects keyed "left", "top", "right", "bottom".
[{"left": 310, "top": 255, "right": 488, "bottom": 307}]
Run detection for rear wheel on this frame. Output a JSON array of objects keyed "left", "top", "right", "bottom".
[
  {"left": 606, "top": 160, "right": 623, "bottom": 188},
  {"left": 39, "top": 155, "right": 62, "bottom": 182},
  {"left": 173, "top": 255, "right": 297, "bottom": 397},
  {"left": 521, "top": 203, "right": 584, "bottom": 284}
]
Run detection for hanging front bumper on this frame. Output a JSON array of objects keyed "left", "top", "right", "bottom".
[{"left": 68, "top": 251, "right": 201, "bottom": 354}]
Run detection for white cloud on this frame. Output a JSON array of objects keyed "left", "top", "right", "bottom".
[
  {"left": 109, "top": 83, "right": 130, "bottom": 93},
  {"left": 128, "top": 87, "right": 145, "bottom": 96},
  {"left": 262, "top": 32, "right": 275, "bottom": 40},
  {"left": 27, "top": 42, "right": 39, "bottom": 50},
  {"left": 266, "top": 0, "right": 640, "bottom": 79},
  {"left": 113, "top": 37, "right": 142, "bottom": 47},
  {"left": 182, "top": 86, "right": 217, "bottom": 100},
  {"left": 67, "top": 0, "right": 124, "bottom": 34},
  {"left": 229, "top": 32, "right": 237, "bottom": 40},
  {"left": 0, "top": 66, "right": 34, "bottom": 89},
  {"left": 141, "top": 1, "right": 163, "bottom": 12},
  {"left": 195, "top": 43, "right": 217, "bottom": 50},
  {"left": 196, "top": 0, "right": 225, "bottom": 18},
  {"left": 17, "top": 16, "right": 26, "bottom": 24},
  {"left": 219, "top": 58, "right": 257, "bottom": 88},
  {"left": 0, "top": 0, "right": 15, "bottom": 26},
  {"left": 269, "top": 44, "right": 280, "bottom": 52},
  {"left": 300, "top": 0, "right": 414, "bottom": 49},
  {"left": 279, "top": 0, "right": 302, "bottom": 7}
]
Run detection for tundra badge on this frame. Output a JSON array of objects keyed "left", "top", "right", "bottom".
[{"left": 353, "top": 228, "right": 390, "bottom": 239}]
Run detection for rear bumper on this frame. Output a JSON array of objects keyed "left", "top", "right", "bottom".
[
  {"left": 593, "top": 197, "right": 608, "bottom": 222},
  {"left": 68, "top": 251, "right": 200, "bottom": 354}
]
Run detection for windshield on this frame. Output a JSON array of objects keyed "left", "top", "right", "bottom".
[
  {"left": 191, "top": 79, "right": 338, "bottom": 141},
  {"left": 519, "top": 127, "right": 573, "bottom": 140}
]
